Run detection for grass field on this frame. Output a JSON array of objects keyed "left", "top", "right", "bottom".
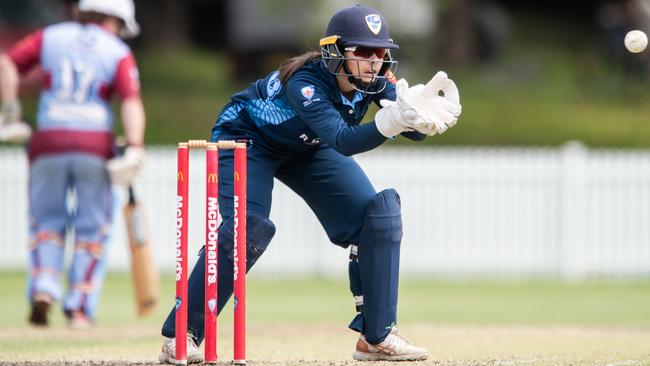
[{"left": 1, "top": 271, "right": 649, "bottom": 365}]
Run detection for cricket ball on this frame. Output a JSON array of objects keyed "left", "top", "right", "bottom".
[{"left": 624, "top": 30, "right": 648, "bottom": 53}]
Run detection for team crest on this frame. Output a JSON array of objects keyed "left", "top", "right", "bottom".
[
  {"left": 365, "top": 14, "right": 382, "bottom": 35},
  {"left": 175, "top": 297, "right": 182, "bottom": 310},
  {"left": 301, "top": 85, "right": 315, "bottom": 100},
  {"left": 208, "top": 299, "right": 217, "bottom": 313},
  {"left": 266, "top": 71, "right": 282, "bottom": 99}
]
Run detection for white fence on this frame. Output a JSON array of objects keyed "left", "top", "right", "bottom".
[{"left": 1, "top": 142, "right": 650, "bottom": 279}]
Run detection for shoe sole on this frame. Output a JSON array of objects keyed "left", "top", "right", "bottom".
[
  {"left": 65, "top": 310, "right": 95, "bottom": 330},
  {"left": 353, "top": 350, "right": 428, "bottom": 361},
  {"left": 159, "top": 352, "right": 204, "bottom": 364}
]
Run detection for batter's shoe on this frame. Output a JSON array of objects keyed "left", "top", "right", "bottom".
[
  {"left": 158, "top": 335, "right": 203, "bottom": 364},
  {"left": 66, "top": 310, "right": 94, "bottom": 330},
  {"left": 28, "top": 293, "right": 52, "bottom": 327},
  {"left": 353, "top": 328, "right": 429, "bottom": 361}
]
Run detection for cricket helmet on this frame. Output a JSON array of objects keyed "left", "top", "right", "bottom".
[
  {"left": 78, "top": 0, "right": 140, "bottom": 38},
  {"left": 320, "top": 4, "right": 398, "bottom": 94}
]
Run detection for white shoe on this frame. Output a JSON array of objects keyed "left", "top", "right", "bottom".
[
  {"left": 158, "top": 335, "right": 204, "bottom": 364},
  {"left": 353, "top": 328, "right": 429, "bottom": 361}
]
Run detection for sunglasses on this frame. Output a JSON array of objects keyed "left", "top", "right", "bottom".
[{"left": 345, "top": 46, "right": 388, "bottom": 59}]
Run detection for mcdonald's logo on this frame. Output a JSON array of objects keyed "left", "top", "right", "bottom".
[
  {"left": 234, "top": 171, "right": 240, "bottom": 182},
  {"left": 207, "top": 173, "right": 218, "bottom": 183},
  {"left": 177, "top": 171, "right": 184, "bottom": 181}
]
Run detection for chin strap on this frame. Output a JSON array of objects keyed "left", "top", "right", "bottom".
[{"left": 341, "top": 63, "right": 383, "bottom": 94}]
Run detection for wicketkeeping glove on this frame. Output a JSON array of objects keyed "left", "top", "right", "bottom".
[
  {"left": 106, "top": 146, "right": 146, "bottom": 186},
  {"left": 375, "top": 79, "right": 431, "bottom": 138},
  {"left": 418, "top": 71, "right": 462, "bottom": 134},
  {"left": 393, "top": 72, "right": 462, "bottom": 135},
  {"left": 375, "top": 101, "right": 431, "bottom": 138}
]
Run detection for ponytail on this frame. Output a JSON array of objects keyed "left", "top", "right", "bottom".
[{"left": 278, "top": 51, "right": 321, "bottom": 83}]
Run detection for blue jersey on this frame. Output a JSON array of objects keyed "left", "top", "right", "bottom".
[{"left": 213, "top": 60, "right": 423, "bottom": 156}]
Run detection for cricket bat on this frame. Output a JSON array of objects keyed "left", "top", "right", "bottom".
[{"left": 124, "top": 185, "right": 159, "bottom": 317}]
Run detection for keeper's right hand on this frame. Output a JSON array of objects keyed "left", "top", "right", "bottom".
[{"left": 375, "top": 79, "right": 433, "bottom": 138}]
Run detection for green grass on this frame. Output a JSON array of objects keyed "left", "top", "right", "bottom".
[
  {"left": 2, "top": 271, "right": 650, "bottom": 328},
  {"left": 2, "top": 271, "right": 650, "bottom": 364}
]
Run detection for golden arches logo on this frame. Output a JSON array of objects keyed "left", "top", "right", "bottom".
[
  {"left": 207, "top": 173, "right": 218, "bottom": 183},
  {"left": 177, "top": 171, "right": 184, "bottom": 181},
  {"left": 234, "top": 171, "right": 240, "bottom": 182}
]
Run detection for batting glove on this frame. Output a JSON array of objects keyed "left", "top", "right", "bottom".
[
  {"left": 106, "top": 146, "right": 146, "bottom": 186},
  {"left": 0, "top": 101, "right": 32, "bottom": 143}
]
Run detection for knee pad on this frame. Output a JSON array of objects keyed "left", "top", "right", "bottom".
[
  {"left": 359, "top": 188, "right": 402, "bottom": 249},
  {"left": 74, "top": 241, "right": 104, "bottom": 259},
  {"left": 217, "top": 212, "right": 276, "bottom": 268},
  {"left": 190, "top": 213, "right": 275, "bottom": 328},
  {"left": 29, "top": 230, "right": 65, "bottom": 270},
  {"left": 210, "top": 213, "right": 275, "bottom": 319}
]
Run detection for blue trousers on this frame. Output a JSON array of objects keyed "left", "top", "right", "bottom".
[
  {"left": 162, "top": 128, "right": 398, "bottom": 344},
  {"left": 28, "top": 153, "right": 113, "bottom": 319}
]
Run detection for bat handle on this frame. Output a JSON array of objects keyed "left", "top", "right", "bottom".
[{"left": 128, "top": 185, "right": 136, "bottom": 206}]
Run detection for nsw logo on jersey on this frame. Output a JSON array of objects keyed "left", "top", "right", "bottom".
[
  {"left": 300, "top": 85, "right": 320, "bottom": 107},
  {"left": 365, "top": 14, "right": 382, "bottom": 35},
  {"left": 301, "top": 85, "right": 315, "bottom": 100},
  {"left": 266, "top": 71, "right": 282, "bottom": 99}
]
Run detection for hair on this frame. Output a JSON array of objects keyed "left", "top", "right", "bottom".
[{"left": 278, "top": 51, "right": 321, "bottom": 83}]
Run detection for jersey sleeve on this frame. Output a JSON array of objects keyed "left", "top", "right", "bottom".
[
  {"left": 285, "top": 77, "right": 386, "bottom": 156},
  {"left": 113, "top": 53, "right": 141, "bottom": 100},
  {"left": 7, "top": 29, "right": 44, "bottom": 75}
]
